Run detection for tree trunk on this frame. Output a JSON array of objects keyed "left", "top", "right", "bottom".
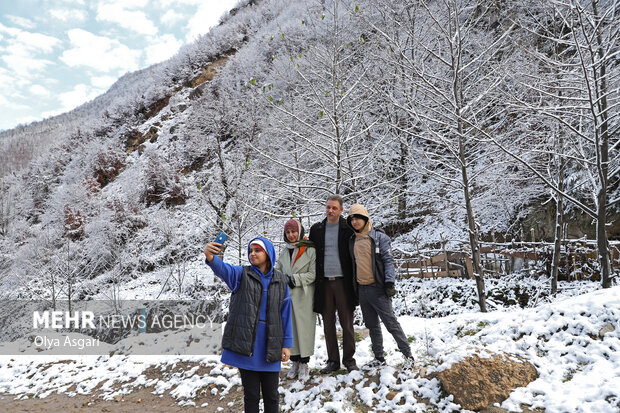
[
  {"left": 597, "top": 187, "right": 612, "bottom": 288},
  {"left": 459, "top": 135, "right": 486, "bottom": 312},
  {"left": 398, "top": 136, "right": 409, "bottom": 220},
  {"left": 451, "top": 0, "right": 485, "bottom": 312},
  {"left": 551, "top": 195, "right": 563, "bottom": 294},
  {"left": 551, "top": 131, "right": 565, "bottom": 294},
  {"left": 591, "top": 0, "right": 612, "bottom": 289}
]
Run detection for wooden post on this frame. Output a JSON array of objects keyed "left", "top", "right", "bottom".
[
  {"left": 595, "top": 240, "right": 599, "bottom": 279},
  {"left": 509, "top": 238, "right": 514, "bottom": 274},
  {"left": 427, "top": 236, "right": 437, "bottom": 279},
  {"left": 441, "top": 235, "right": 450, "bottom": 276},
  {"left": 531, "top": 228, "right": 536, "bottom": 267},
  {"left": 563, "top": 222, "right": 568, "bottom": 242},
  {"left": 484, "top": 248, "right": 489, "bottom": 272},
  {"left": 462, "top": 240, "right": 474, "bottom": 279},
  {"left": 611, "top": 245, "right": 618, "bottom": 272},
  {"left": 464, "top": 255, "right": 474, "bottom": 279},
  {"left": 492, "top": 230, "right": 499, "bottom": 274},
  {"left": 572, "top": 247, "right": 577, "bottom": 280},
  {"left": 415, "top": 235, "right": 427, "bottom": 279}
]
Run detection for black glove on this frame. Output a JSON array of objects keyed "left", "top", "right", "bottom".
[
  {"left": 288, "top": 274, "right": 296, "bottom": 289},
  {"left": 384, "top": 282, "right": 396, "bottom": 297}
]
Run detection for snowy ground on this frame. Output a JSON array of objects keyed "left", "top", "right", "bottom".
[{"left": 0, "top": 281, "right": 618, "bottom": 412}]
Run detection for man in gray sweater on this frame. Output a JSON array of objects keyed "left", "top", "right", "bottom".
[{"left": 310, "top": 195, "right": 359, "bottom": 373}]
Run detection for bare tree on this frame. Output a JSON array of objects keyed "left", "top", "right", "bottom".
[
  {"left": 253, "top": 0, "right": 389, "bottom": 213},
  {"left": 101, "top": 252, "right": 126, "bottom": 314},
  {"left": 187, "top": 59, "right": 267, "bottom": 263},
  {"left": 486, "top": 0, "right": 620, "bottom": 289},
  {"left": 0, "top": 182, "right": 13, "bottom": 238},
  {"left": 17, "top": 229, "right": 62, "bottom": 309},
  {"left": 367, "top": 0, "right": 520, "bottom": 311},
  {"left": 50, "top": 237, "right": 103, "bottom": 314}
]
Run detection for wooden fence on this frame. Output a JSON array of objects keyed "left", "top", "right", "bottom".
[{"left": 393, "top": 239, "right": 620, "bottom": 281}]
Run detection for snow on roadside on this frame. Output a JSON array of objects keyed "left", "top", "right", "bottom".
[
  {"left": 392, "top": 275, "right": 601, "bottom": 318},
  {"left": 0, "top": 285, "right": 618, "bottom": 412},
  {"left": 400, "top": 285, "right": 620, "bottom": 412}
]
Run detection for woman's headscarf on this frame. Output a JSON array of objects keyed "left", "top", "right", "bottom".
[{"left": 282, "top": 219, "right": 314, "bottom": 248}]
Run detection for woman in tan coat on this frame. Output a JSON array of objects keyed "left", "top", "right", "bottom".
[{"left": 275, "top": 219, "right": 317, "bottom": 381}]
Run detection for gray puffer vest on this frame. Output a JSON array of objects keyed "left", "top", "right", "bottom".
[{"left": 221, "top": 266, "right": 288, "bottom": 362}]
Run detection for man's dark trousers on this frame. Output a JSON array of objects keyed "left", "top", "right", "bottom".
[
  {"left": 323, "top": 277, "right": 356, "bottom": 367},
  {"left": 358, "top": 283, "right": 411, "bottom": 359}
]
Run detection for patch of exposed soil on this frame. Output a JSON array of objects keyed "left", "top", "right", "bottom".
[{"left": 0, "top": 385, "right": 244, "bottom": 412}]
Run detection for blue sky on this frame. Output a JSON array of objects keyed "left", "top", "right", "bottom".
[{"left": 0, "top": 0, "right": 239, "bottom": 132}]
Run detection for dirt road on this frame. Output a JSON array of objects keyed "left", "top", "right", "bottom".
[{"left": 0, "top": 385, "right": 244, "bottom": 412}]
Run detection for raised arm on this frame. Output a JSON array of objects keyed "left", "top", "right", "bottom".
[{"left": 204, "top": 242, "right": 242, "bottom": 292}]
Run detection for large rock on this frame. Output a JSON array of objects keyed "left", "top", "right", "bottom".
[
  {"left": 598, "top": 323, "right": 615, "bottom": 339},
  {"left": 435, "top": 353, "right": 538, "bottom": 411}
]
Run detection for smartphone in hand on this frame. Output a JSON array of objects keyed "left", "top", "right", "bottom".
[{"left": 214, "top": 232, "right": 228, "bottom": 244}]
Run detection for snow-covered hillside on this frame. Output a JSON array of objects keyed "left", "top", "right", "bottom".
[{"left": 1, "top": 0, "right": 619, "bottom": 298}]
